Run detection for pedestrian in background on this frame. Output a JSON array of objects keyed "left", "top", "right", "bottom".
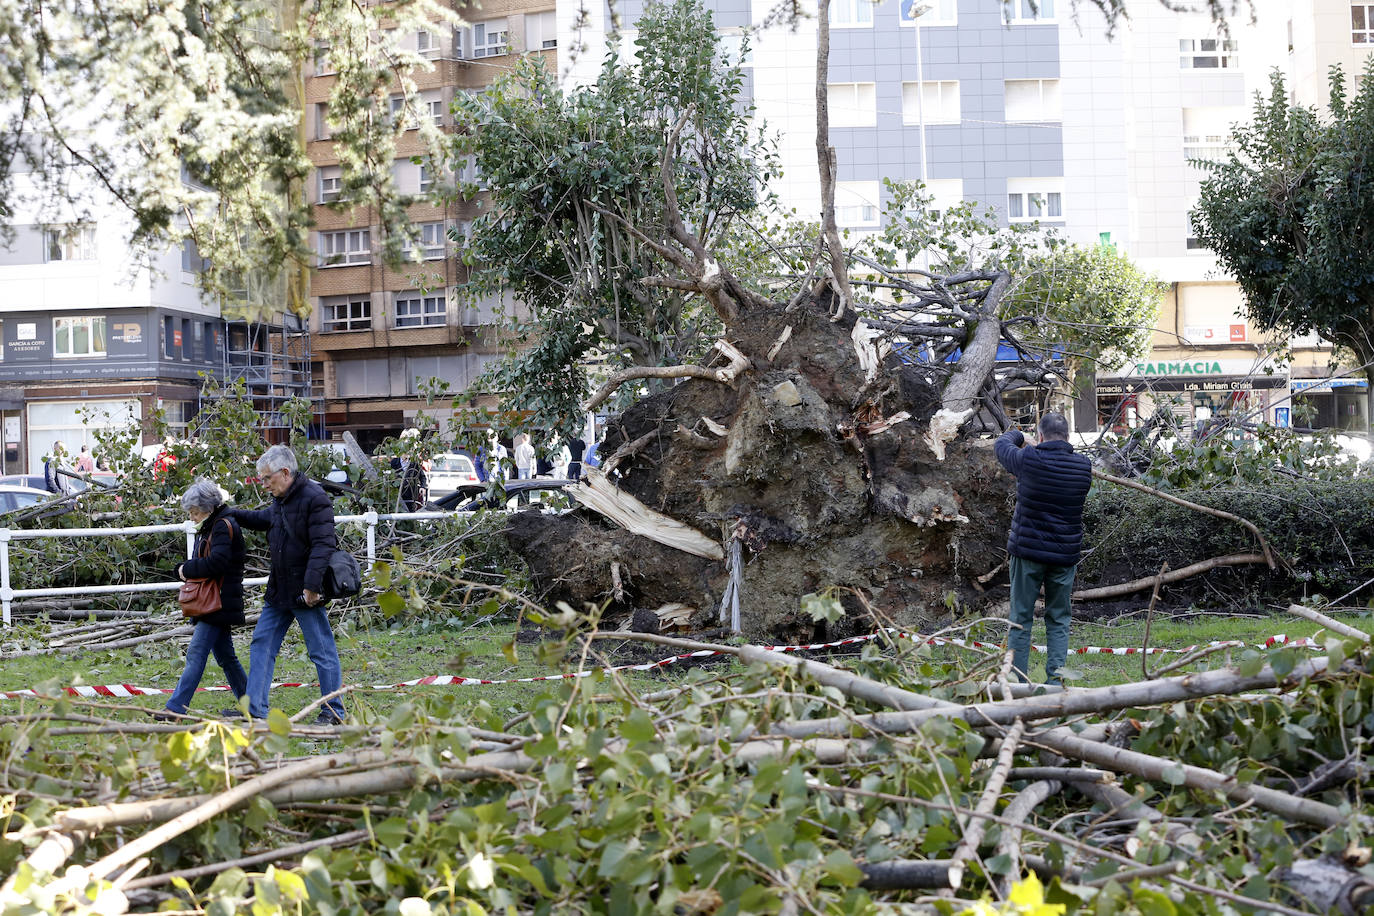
[
  {"left": 159, "top": 480, "right": 247, "bottom": 719},
  {"left": 514, "top": 433, "right": 535, "bottom": 480},
  {"left": 994, "top": 412, "right": 1092, "bottom": 686},
  {"left": 567, "top": 436, "right": 586, "bottom": 481},
  {"left": 75, "top": 444, "right": 95, "bottom": 473},
  {"left": 231, "top": 444, "right": 347, "bottom": 725},
  {"left": 43, "top": 441, "right": 69, "bottom": 494}
]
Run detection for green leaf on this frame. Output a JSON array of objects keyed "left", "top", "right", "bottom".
[
  {"left": 619, "top": 708, "right": 657, "bottom": 745},
  {"left": 1132, "top": 888, "right": 1177, "bottom": 916},
  {"left": 820, "top": 850, "right": 864, "bottom": 886},
  {"left": 266, "top": 709, "right": 293, "bottom": 736},
  {"left": 374, "top": 817, "right": 410, "bottom": 849},
  {"left": 1237, "top": 649, "right": 1264, "bottom": 677},
  {"left": 377, "top": 590, "right": 406, "bottom": 619},
  {"left": 1269, "top": 647, "right": 1297, "bottom": 677},
  {"left": 1161, "top": 764, "right": 1187, "bottom": 785}
]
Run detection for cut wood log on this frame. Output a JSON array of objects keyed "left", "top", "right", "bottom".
[
  {"left": 859, "top": 858, "right": 961, "bottom": 890},
  {"left": 1073, "top": 554, "right": 1267, "bottom": 601},
  {"left": 1288, "top": 603, "right": 1371, "bottom": 644},
  {"left": 1276, "top": 857, "right": 1374, "bottom": 914}
]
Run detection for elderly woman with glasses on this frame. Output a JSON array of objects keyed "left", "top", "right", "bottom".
[{"left": 157, "top": 479, "right": 248, "bottom": 719}]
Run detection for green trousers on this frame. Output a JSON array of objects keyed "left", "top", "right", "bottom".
[{"left": 1008, "top": 555, "right": 1077, "bottom": 685}]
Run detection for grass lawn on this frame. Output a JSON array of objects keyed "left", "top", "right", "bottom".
[
  {"left": 1012, "top": 606, "right": 1374, "bottom": 687},
  {"left": 1, "top": 605, "right": 1368, "bottom": 722},
  {"left": 0, "top": 614, "right": 690, "bottom": 725}
]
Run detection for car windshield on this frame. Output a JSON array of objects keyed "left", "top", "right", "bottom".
[{"left": 433, "top": 456, "right": 474, "bottom": 474}]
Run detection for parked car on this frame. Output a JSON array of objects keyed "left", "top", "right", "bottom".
[
  {"left": 0, "top": 484, "right": 57, "bottom": 515},
  {"left": 432, "top": 478, "right": 573, "bottom": 512},
  {"left": 0, "top": 472, "right": 119, "bottom": 494},
  {"left": 426, "top": 453, "right": 481, "bottom": 499}
]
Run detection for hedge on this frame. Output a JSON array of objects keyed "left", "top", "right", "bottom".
[{"left": 1080, "top": 478, "right": 1374, "bottom": 601}]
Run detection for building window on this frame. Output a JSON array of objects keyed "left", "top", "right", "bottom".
[
  {"left": 416, "top": 29, "right": 439, "bottom": 58},
  {"left": 181, "top": 239, "right": 207, "bottom": 274},
  {"left": 319, "top": 166, "right": 342, "bottom": 203},
  {"left": 1005, "top": 0, "right": 1054, "bottom": 22},
  {"left": 318, "top": 229, "right": 370, "bottom": 267},
  {"left": 1007, "top": 179, "right": 1064, "bottom": 221},
  {"left": 901, "top": 178, "right": 964, "bottom": 221},
  {"left": 1180, "top": 38, "right": 1239, "bottom": 68},
  {"left": 829, "top": 0, "right": 873, "bottom": 27},
  {"left": 525, "top": 11, "right": 557, "bottom": 50},
  {"left": 1004, "top": 79, "right": 1062, "bottom": 122},
  {"left": 312, "top": 103, "right": 330, "bottom": 141},
  {"left": 460, "top": 20, "right": 509, "bottom": 58},
  {"left": 456, "top": 154, "right": 484, "bottom": 189},
  {"left": 901, "top": 80, "right": 960, "bottom": 125},
  {"left": 54, "top": 316, "right": 106, "bottom": 358},
  {"left": 409, "top": 221, "right": 447, "bottom": 260},
  {"left": 322, "top": 296, "right": 372, "bottom": 332},
  {"left": 835, "top": 181, "right": 881, "bottom": 227},
  {"left": 394, "top": 291, "right": 447, "bottom": 328},
  {"left": 1182, "top": 108, "right": 1234, "bottom": 162},
  {"left": 900, "top": 0, "right": 956, "bottom": 25},
  {"left": 827, "top": 82, "right": 877, "bottom": 128},
  {"left": 427, "top": 96, "right": 445, "bottom": 125},
  {"left": 44, "top": 225, "right": 96, "bottom": 262},
  {"left": 389, "top": 94, "right": 406, "bottom": 125},
  {"left": 313, "top": 41, "right": 334, "bottom": 75},
  {"left": 419, "top": 163, "right": 434, "bottom": 193},
  {"left": 1355, "top": 4, "right": 1374, "bottom": 43}
]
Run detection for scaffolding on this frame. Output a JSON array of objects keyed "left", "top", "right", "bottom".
[{"left": 216, "top": 313, "right": 325, "bottom": 438}]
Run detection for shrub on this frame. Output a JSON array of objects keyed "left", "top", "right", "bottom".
[{"left": 1081, "top": 477, "right": 1374, "bottom": 599}]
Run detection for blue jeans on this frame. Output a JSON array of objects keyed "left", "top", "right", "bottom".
[
  {"left": 247, "top": 601, "right": 345, "bottom": 719},
  {"left": 166, "top": 622, "right": 247, "bottom": 714},
  {"left": 1008, "top": 556, "right": 1077, "bottom": 685}
]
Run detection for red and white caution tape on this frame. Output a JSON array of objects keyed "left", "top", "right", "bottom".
[{"left": 0, "top": 632, "right": 1324, "bottom": 701}]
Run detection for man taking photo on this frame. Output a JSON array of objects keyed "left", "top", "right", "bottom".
[{"left": 994, "top": 412, "right": 1092, "bottom": 686}]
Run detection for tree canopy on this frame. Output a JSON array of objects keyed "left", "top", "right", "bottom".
[
  {"left": 450, "top": 0, "right": 773, "bottom": 437},
  {"left": 1, "top": 0, "right": 456, "bottom": 315},
  {"left": 862, "top": 181, "right": 1162, "bottom": 398},
  {"left": 1192, "top": 63, "right": 1374, "bottom": 417}
]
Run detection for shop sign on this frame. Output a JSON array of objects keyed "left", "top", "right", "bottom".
[
  {"left": 1291, "top": 378, "right": 1368, "bottom": 391},
  {"left": 5, "top": 322, "right": 47, "bottom": 359},
  {"left": 1183, "top": 324, "right": 1247, "bottom": 344},
  {"left": 1135, "top": 360, "right": 1223, "bottom": 376}
]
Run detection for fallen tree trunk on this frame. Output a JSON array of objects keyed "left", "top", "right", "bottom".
[{"left": 1073, "top": 553, "right": 1267, "bottom": 601}]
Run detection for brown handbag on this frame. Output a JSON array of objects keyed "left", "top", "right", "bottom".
[{"left": 178, "top": 519, "right": 228, "bottom": 618}]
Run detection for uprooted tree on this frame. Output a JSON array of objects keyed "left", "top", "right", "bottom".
[{"left": 476, "top": 2, "right": 1166, "bottom": 639}]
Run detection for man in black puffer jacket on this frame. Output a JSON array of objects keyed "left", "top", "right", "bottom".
[
  {"left": 995, "top": 412, "right": 1092, "bottom": 686},
  {"left": 233, "top": 444, "right": 346, "bottom": 725}
]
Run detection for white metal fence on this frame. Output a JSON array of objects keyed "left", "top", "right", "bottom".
[{"left": 0, "top": 510, "right": 476, "bottom": 626}]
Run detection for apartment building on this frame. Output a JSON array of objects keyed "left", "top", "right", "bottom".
[
  {"left": 305, "top": 0, "right": 556, "bottom": 451},
  {"left": 0, "top": 177, "right": 224, "bottom": 475},
  {"left": 560, "top": 0, "right": 1368, "bottom": 431}
]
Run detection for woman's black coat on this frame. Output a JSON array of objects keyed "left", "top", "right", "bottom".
[{"left": 178, "top": 504, "right": 247, "bottom": 628}]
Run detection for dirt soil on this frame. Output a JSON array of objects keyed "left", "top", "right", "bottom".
[{"left": 505, "top": 295, "right": 1018, "bottom": 642}]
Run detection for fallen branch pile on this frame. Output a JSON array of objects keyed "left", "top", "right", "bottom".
[{"left": 1, "top": 604, "right": 1371, "bottom": 915}]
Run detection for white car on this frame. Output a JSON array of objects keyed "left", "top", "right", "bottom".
[
  {"left": 0, "top": 484, "right": 57, "bottom": 515},
  {"left": 426, "top": 453, "right": 481, "bottom": 499}
]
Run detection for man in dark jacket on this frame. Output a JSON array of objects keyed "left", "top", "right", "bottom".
[
  {"left": 233, "top": 444, "right": 346, "bottom": 724},
  {"left": 995, "top": 412, "right": 1092, "bottom": 686}
]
